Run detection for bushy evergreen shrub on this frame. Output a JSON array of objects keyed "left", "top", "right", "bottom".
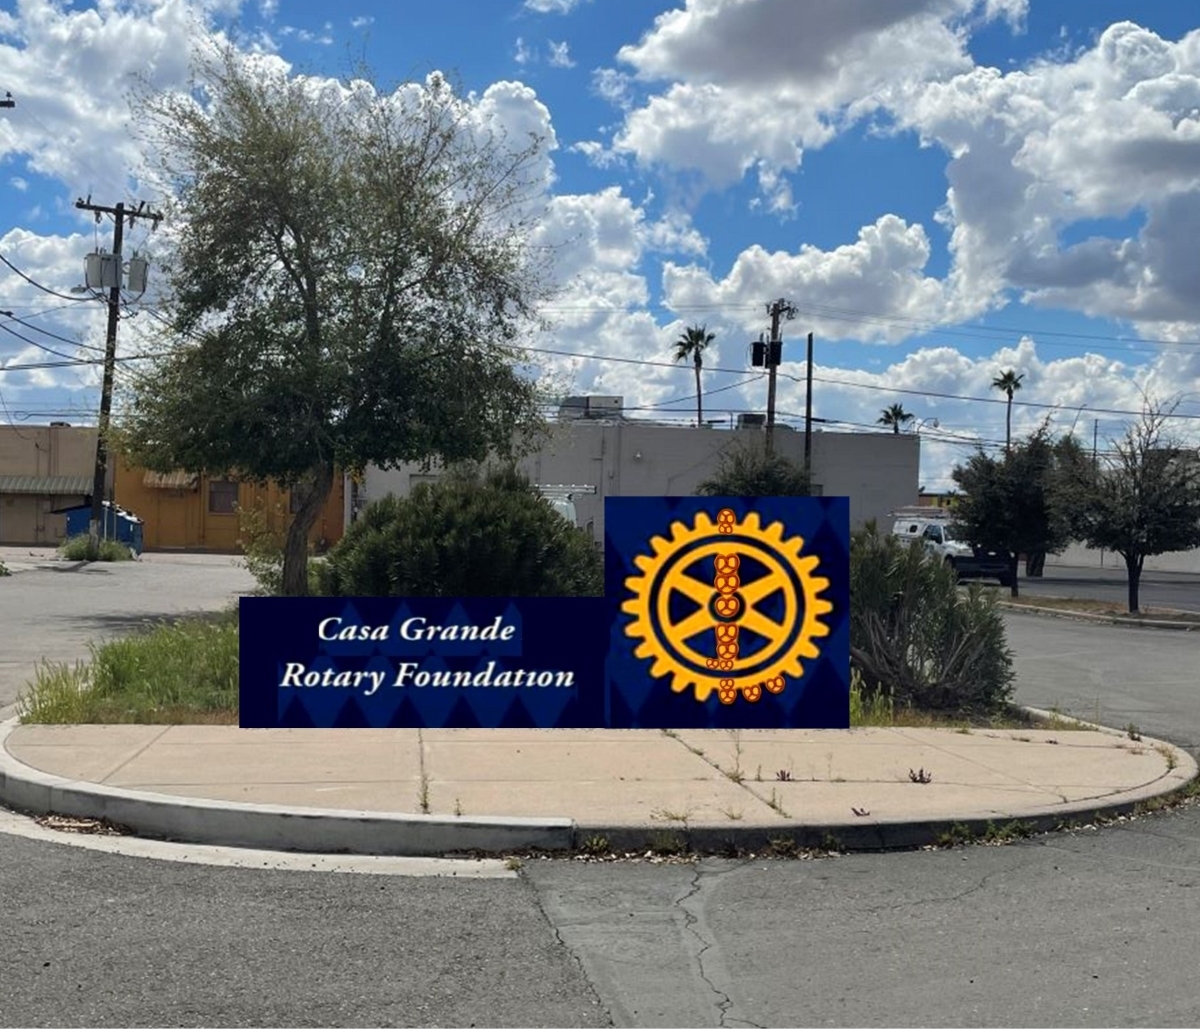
[
  {"left": 850, "top": 522, "right": 1014, "bottom": 715},
  {"left": 316, "top": 466, "right": 603, "bottom": 597}
]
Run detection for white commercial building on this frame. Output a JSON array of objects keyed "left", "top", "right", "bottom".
[{"left": 348, "top": 399, "right": 919, "bottom": 543}]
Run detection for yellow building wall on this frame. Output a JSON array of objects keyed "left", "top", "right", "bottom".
[{"left": 114, "top": 460, "right": 345, "bottom": 553}]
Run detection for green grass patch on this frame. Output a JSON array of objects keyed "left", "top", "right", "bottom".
[
  {"left": 58, "top": 534, "right": 136, "bottom": 562},
  {"left": 850, "top": 668, "right": 1056, "bottom": 731},
  {"left": 19, "top": 610, "right": 239, "bottom": 724}
]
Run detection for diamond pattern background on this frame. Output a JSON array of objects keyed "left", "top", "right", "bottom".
[{"left": 240, "top": 497, "right": 848, "bottom": 729}]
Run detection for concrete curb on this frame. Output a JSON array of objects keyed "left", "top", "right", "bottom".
[
  {"left": 0, "top": 720, "right": 572, "bottom": 856},
  {"left": 2, "top": 716, "right": 1195, "bottom": 857},
  {"left": 999, "top": 601, "right": 1200, "bottom": 630}
]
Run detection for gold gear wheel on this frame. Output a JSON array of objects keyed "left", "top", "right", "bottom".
[{"left": 621, "top": 510, "right": 833, "bottom": 702}]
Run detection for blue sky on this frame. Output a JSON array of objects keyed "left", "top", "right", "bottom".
[{"left": 3, "top": 0, "right": 1200, "bottom": 490}]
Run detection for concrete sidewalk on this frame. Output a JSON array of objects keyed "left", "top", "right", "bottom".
[{"left": 1, "top": 717, "right": 1195, "bottom": 856}]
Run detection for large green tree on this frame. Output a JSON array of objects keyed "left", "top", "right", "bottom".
[
  {"left": 120, "top": 52, "right": 548, "bottom": 594},
  {"left": 1058, "top": 402, "right": 1200, "bottom": 613},
  {"left": 672, "top": 324, "right": 715, "bottom": 426},
  {"left": 951, "top": 425, "right": 1084, "bottom": 597}
]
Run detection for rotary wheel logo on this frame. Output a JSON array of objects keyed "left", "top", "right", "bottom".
[{"left": 622, "top": 508, "right": 833, "bottom": 704}]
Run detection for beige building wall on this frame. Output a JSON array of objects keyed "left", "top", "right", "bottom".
[
  {"left": 354, "top": 421, "right": 919, "bottom": 541},
  {"left": 0, "top": 425, "right": 101, "bottom": 545}
]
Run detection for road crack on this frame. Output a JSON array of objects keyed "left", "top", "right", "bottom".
[{"left": 675, "top": 861, "right": 764, "bottom": 1029}]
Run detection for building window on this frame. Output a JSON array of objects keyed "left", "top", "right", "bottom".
[{"left": 208, "top": 479, "right": 238, "bottom": 515}]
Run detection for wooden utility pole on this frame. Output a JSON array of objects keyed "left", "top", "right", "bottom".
[
  {"left": 804, "top": 331, "right": 814, "bottom": 476},
  {"left": 74, "top": 197, "right": 162, "bottom": 540},
  {"left": 764, "top": 298, "right": 796, "bottom": 456}
]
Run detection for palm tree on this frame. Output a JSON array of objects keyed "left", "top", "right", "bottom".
[
  {"left": 993, "top": 369, "right": 1025, "bottom": 451},
  {"left": 877, "top": 403, "right": 913, "bottom": 434},
  {"left": 673, "top": 324, "right": 715, "bottom": 426}
]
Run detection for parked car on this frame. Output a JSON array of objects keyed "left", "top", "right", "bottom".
[{"left": 891, "top": 515, "right": 1012, "bottom": 587}]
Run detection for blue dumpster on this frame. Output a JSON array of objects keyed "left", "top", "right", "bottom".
[{"left": 62, "top": 501, "right": 144, "bottom": 556}]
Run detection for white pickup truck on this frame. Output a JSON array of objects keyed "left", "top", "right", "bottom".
[{"left": 891, "top": 511, "right": 1013, "bottom": 587}]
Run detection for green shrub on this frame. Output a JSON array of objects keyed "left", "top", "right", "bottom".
[
  {"left": 0, "top": 560, "right": 10, "bottom": 577},
  {"left": 850, "top": 522, "right": 1014, "bottom": 716},
  {"left": 316, "top": 465, "right": 603, "bottom": 597},
  {"left": 58, "top": 534, "right": 135, "bottom": 562}
]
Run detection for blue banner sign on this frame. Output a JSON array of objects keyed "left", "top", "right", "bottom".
[{"left": 239, "top": 495, "right": 849, "bottom": 729}]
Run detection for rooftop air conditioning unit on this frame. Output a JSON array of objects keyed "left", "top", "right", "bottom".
[
  {"left": 737, "top": 413, "right": 766, "bottom": 428},
  {"left": 585, "top": 396, "right": 623, "bottom": 418},
  {"left": 557, "top": 396, "right": 589, "bottom": 420}
]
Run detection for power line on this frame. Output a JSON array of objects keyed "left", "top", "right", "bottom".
[
  {"left": 48, "top": 308, "right": 1200, "bottom": 428},
  {"left": 519, "top": 342, "right": 1200, "bottom": 422},
  {"left": 0, "top": 321, "right": 91, "bottom": 363},
  {"left": 0, "top": 252, "right": 93, "bottom": 303},
  {"left": 0, "top": 351, "right": 165, "bottom": 374},
  {"left": 0, "top": 310, "right": 105, "bottom": 352}
]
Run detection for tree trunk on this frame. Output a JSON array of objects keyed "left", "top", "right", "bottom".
[
  {"left": 1125, "top": 552, "right": 1142, "bottom": 614},
  {"left": 1005, "top": 398, "right": 1012, "bottom": 451},
  {"left": 694, "top": 361, "right": 703, "bottom": 426},
  {"left": 1025, "top": 551, "right": 1045, "bottom": 577},
  {"left": 281, "top": 459, "right": 334, "bottom": 597},
  {"left": 1009, "top": 553, "right": 1020, "bottom": 598}
]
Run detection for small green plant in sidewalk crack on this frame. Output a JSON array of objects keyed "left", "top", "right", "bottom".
[
  {"left": 647, "top": 830, "right": 688, "bottom": 855},
  {"left": 909, "top": 767, "right": 933, "bottom": 784},
  {"left": 936, "top": 823, "right": 976, "bottom": 847},
  {"left": 580, "top": 835, "right": 610, "bottom": 855},
  {"left": 1126, "top": 723, "right": 1142, "bottom": 741},
  {"left": 767, "top": 836, "right": 798, "bottom": 857},
  {"left": 1155, "top": 743, "right": 1178, "bottom": 771},
  {"left": 982, "top": 819, "right": 1035, "bottom": 843}
]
